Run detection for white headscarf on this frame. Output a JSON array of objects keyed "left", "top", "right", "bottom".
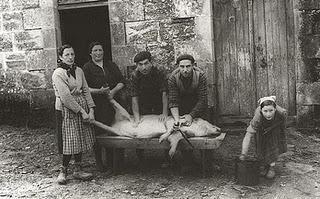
[{"left": 258, "top": 95, "right": 276, "bottom": 105}]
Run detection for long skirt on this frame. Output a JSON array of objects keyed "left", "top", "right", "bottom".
[
  {"left": 62, "top": 95, "right": 95, "bottom": 155},
  {"left": 256, "top": 125, "right": 287, "bottom": 165}
]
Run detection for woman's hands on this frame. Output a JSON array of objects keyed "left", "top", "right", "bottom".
[
  {"left": 80, "top": 109, "right": 90, "bottom": 122},
  {"left": 239, "top": 154, "right": 246, "bottom": 161},
  {"left": 158, "top": 113, "right": 168, "bottom": 122},
  {"left": 80, "top": 108, "right": 95, "bottom": 123},
  {"left": 88, "top": 108, "right": 95, "bottom": 123}
]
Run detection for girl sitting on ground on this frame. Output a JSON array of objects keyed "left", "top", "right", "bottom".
[{"left": 240, "top": 96, "right": 287, "bottom": 179}]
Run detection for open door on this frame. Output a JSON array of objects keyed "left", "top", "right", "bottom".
[{"left": 59, "top": 6, "right": 112, "bottom": 67}]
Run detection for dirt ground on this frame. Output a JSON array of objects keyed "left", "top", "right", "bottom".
[{"left": 0, "top": 125, "right": 320, "bottom": 199}]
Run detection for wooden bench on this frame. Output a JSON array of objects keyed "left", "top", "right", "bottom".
[{"left": 96, "top": 133, "right": 226, "bottom": 177}]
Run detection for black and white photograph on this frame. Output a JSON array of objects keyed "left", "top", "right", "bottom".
[{"left": 0, "top": 0, "right": 320, "bottom": 198}]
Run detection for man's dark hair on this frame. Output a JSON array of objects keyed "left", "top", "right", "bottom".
[
  {"left": 176, "top": 54, "right": 195, "bottom": 65},
  {"left": 58, "top": 44, "right": 73, "bottom": 57},
  {"left": 134, "top": 51, "right": 152, "bottom": 63},
  {"left": 88, "top": 41, "right": 103, "bottom": 54},
  {"left": 260, "top": 100, "right": 276, "bottom": 109}
]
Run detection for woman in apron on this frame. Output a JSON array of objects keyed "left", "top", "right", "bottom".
[{"left": 52, "top": 44, "right": 96, "bottom": 184}]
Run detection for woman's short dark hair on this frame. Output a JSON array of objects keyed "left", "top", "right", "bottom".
[
  {"left": 260, "top": 100, "right": 276, "bottom": 109},
  {"left": 58, "top": 44, "right": 73, "bottom": 57},
  {"left": 88, "top": 41, "right": 103, "bottom": 54}
]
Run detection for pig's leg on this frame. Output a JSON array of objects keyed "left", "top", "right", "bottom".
[
  {"left": 168, "top": 133, "right": 183, "bottom": 158},
  {"left": 92, "top": 120, "right": 120, "bottom": 136},
  {"left": 159, "top": 129, "right": 172, "bottom": 143},
  {"left": 110, "top": 99, "right": 133, "bottom": 122}
]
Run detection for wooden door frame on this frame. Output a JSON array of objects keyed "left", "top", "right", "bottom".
[{"left": 56, "top": 1, "right": 109, "bottom": 48}]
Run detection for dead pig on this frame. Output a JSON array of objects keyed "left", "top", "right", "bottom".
[{"left": 93, "top": 99, "right": 221, "bottom": 156}]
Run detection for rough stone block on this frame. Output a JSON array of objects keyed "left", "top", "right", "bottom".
[
  {"left": 296, "top": 105, "right": 314, "bottom": 127},
  {"left": 174, "top": 40, "right": 213, "bottom": 63},
  {"left": 110, "top": 23, "right": 125, "bottom": 46},
  {"left": 23, "top": 8, "right": 43, "bottom": 29},
  {"left": 298, "top": 0, "right": 320, "bottom": 10},
  {"left": 145, "top": 0, "right": 174, "bottom": 20},
  {"left": 42, "top": 29, "right": 56, "bottom": 48},
  {"left": 0, "top": 33, "right": 13, "bottom": 52},
  {"left": 25, "top": 49, "right": 56, "bottom": 70},
  {"left": 4, "top": 51, "right": 26, "bottom": 69},
  {"left": 39, "top": 0, "right": 54, "bottom": 8},
  {"left": 146, "top": 43, "right": 175, "bottom": 71},
  {"left": 109, "top": 0, "right": 144, "bottom": 22},
  {"left": 0, "top": 0, "right": 10, "bottom": 12},
  {"left": 5, "top": 52, "right": 26, "bottom": 61},
  {"left": 173, "top": 0, "right": 204, "bottom": 18},
  {"left": 20, "top": 70, "right": 47, "bottom": 89},
  {"left": 126, "top": 21, "right": 160, "bottom": 45},
  {"left": 112, "top": 56, "right": 132, "bottom": 76},
  {"left": 302, "top": 35, "right": 320, "bottom": 59},
  {"left": 6, "top": 60, "right": 26, "bottom": 69},
  {"left": 14, "top": 30, "right": 43, "bottom": 50},
  {"left": 300, "top": 11, "right": 320, "bottom": 35},
  {"left": 12, "top": 0, "right": 40, "bottom": 10},
  {"left": 297, "top": 82, "right": 320, "bottom": 105},
  {"left": 112, "top": 44, "right": 146, "bottom": 63},
  {"left": 160, "top": 17, "right": 195, "bottom": 43},
  {"left": 3, "top": 12, "right": 23, "bottom": 32}
]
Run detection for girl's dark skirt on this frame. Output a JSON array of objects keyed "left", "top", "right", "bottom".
[
  {"left": 61, "top": 94, "right": 95, "bottom": 155},
  {"left": 256, "top": 126, "right": 285, "bottom": 165}
]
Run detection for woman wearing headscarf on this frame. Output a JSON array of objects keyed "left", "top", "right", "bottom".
[
  {"left": 240, "top": 96, "right": 287, "bottom": 179},
  {"left": 52, "top": 44, "right": 95, "bottom": 184}
]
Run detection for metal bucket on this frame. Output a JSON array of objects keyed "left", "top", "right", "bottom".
[{"left": 235, "top": 158, "right": 260, "bottom": 186}]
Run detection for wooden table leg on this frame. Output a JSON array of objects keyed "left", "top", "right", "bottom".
[
  {"left": 113, "top": 148, "right": 125, "bottom": 174},
  {"left": 200, "top": 149, "right": 212, "bottom": 177}
]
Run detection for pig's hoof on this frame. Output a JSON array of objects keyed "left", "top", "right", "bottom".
[
  {"left": 169, "top": 148, "right": 176, "bottom": 158},
  {"left": 159, "top": 134, "right": 167, "bottom": 143}
]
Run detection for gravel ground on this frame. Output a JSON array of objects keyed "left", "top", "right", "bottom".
[{"left": 0, "top": 125, "right": 320, "bottom": 199}]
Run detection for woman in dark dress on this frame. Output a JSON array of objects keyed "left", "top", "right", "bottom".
[
  {"left": 240, "top": 96, "right": 287, "bottom": 179},
  {"left": 83, "top": 42, "right": 125, "bottom": 170}
]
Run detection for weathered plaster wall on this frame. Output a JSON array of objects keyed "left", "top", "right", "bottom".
[
  {"left": 108, "top": 0, "right": 215, "bottom": 107},
  {"left": 296, "top": 0, "right": 320, "bottom": 127},
  {"left": 0, "top": 0, "right": 57, "bottom": 92}
]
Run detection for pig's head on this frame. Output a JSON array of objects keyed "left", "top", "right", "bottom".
[{"left": 198, "top": 119, "right": 221, "bottom": 136}]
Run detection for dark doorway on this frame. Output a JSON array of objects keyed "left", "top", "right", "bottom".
[{"left": 59, "top": 6, "right": 112, "bottom": 67}]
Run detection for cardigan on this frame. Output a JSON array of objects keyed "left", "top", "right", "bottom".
[{"left": 52, "top": 67, "right": 95, "bottom": 112}]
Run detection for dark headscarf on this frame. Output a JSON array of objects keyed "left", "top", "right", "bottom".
[{"left": 57, "top": 61, "right": 77, "bottom": 79}]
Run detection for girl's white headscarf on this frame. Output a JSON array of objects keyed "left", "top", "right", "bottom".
[{"left": 258, "top": 96, "right": 276, "bottom": 105}]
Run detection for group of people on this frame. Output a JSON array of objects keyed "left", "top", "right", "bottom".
[{"left": 52, "top": 42, "right": 288, "bottom": 185}]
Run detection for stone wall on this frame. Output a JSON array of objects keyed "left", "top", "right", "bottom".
[
  {"left": 109, "top": 0, "right": 216, "bottom": 107},
  {"left": 296, "top": 0, "right": 320, "bottom": 127},
  {"left": 0, "top": 0, "right": 57, "bottom": 127},
  {"left": 0, "top": 0, "right": 57, "bottom": 92}
]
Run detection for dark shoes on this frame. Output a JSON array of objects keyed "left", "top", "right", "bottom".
[
  {"left": 57, "top": 166, "right": 67, "bottom": 185},
  {"left": 57, "top": 164, "right": 93, "bottom": 185},
  {"left": 265, "top": 166, "right": 276, "bottom": 179},
  {"left": 260, "top": 165, "right": 276, "bottom": 179}
]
